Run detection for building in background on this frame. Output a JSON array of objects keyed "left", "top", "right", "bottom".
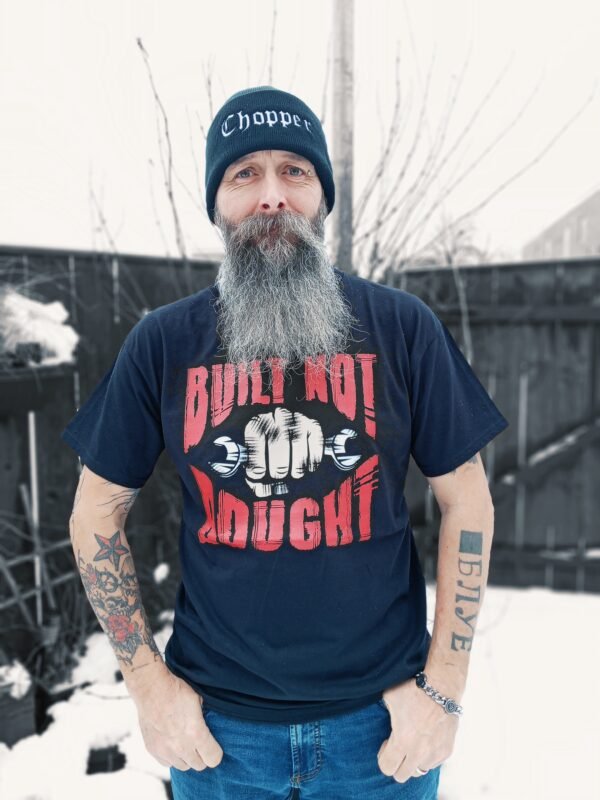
[{"left": 522, "top": 186, "right": 600, "bottom": 260}]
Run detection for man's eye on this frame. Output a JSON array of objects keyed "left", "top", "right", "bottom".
[{"left": 233, "top": 165, "right": 307, "bottom": 180}]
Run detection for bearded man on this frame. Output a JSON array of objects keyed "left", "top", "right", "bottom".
[{"left": 62, "top": 85, "right": 509, "bottom": 800}]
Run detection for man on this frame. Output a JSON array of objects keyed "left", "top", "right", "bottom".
[{"left": 62, "top": 86, "right": 509, "bottom": 799}]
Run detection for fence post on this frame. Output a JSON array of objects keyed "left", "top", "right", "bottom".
[{"left": 514, "top": 364, "right": 529, "bottom": 587}]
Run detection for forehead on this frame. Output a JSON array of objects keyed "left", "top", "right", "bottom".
[{"left": 225, "top": 150, "right": 312, "bottom": 171}]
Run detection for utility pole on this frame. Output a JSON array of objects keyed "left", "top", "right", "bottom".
[{"left": 331, "top": 0, "right": 354, "bottom": 275}]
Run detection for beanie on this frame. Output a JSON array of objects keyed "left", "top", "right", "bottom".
[{"left": 204, "top": 85, "right": 335, "bottom": 224}]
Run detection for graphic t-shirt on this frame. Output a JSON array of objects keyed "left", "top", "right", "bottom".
[{"left": 61, "top": 267, "right": 509, "bottom": 724}]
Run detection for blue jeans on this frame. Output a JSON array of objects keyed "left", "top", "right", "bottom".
[{"left": 170, "top": 698, "right": 442, "bottom": 799}]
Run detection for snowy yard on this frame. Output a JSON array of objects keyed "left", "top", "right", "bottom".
[{"left": 1, "top": 584, "right": 598, "bottom": 800}]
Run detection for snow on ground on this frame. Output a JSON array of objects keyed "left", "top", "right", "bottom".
[
  {"left": 0, "top": 586, "right": 598, "bottom": 799},
  {"left": 0, "top": 624, "right": 174, "bottom": 800},
  {"left": 431, "top": 584, "right": 600, "bottom": 800}
]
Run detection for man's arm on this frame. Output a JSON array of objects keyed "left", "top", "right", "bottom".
[
  {"left": 422, "top": 451, "right": 496, "bottom": 703},
  {"left": 69, "top": 465, "right": 169, "bottom": 697}
]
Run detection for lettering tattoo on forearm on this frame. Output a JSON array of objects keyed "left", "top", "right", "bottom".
[
  {"left": 76, "top": 532, "right": 162, "bottom": 670},
  {"left": 451, "top": 529, "right": 483, "bottom": 653}
]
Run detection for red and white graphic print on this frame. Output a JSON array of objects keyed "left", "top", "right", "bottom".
[{"left": 183, "top": 353, "right": 380, "bottom": 550}]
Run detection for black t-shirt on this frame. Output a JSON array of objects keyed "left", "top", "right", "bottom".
[{"left": 61, "top": 267, "right": 509, "bottom": 723}]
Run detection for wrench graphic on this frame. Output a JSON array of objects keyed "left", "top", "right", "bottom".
[{"left": 208, "top": 427, "right": 360, "bottom": 478}]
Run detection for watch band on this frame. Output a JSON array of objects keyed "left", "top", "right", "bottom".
[{"left": 414, "top": 671, "right": 464, "bottom": 716}]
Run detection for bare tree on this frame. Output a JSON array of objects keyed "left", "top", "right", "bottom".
[
  {"left": 356, "top": 41, "right": 597, "bottom": 282},
  {"left": 132, "top": 2, "right": 596, "bottom": 288},
  {"left": 413, "top": 214, "right": 492, "bottom": 268}
]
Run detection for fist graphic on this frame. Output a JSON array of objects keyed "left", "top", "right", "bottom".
[{"left": 243, "top": 408, "right": 324, "bottom": 498}]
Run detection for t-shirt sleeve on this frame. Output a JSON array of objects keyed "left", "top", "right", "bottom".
[
  {"left": 409, "top": 309, "right": 509, "bottom": 478},
  {"left": 60, "top": 314, "right": 165, "bottom": 488}
]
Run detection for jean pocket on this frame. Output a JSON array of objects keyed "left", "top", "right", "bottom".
[{"left": 377, "top": 698, "right": 389, "bottom": 711}]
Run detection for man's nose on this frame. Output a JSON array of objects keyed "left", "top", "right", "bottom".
[{"left": 257, "top": 175, "right": 288, "bottom": 215}]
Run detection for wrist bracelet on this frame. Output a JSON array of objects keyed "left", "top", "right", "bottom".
[{"left": 414, "top": 671, "right": 464, "bottom": 716}]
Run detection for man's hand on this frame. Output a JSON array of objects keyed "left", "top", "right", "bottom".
[
  {"left": 130, "top": 665, "right": 224, "bottom": 771},
  {"left": 377, "top": 676, "right": 458, "bottom": 783}
]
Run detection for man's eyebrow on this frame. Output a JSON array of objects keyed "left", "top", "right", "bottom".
[{"left": 226, "top": 151, "right": 311, "bottom": 171}]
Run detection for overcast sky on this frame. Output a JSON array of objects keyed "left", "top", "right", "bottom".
[{"left": 1, "top": 0, "right": 599, "bottom": 265}]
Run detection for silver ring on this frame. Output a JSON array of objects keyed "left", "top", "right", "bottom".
[{"left": 415, "top": 767, "right": 429, "bottom": 775}]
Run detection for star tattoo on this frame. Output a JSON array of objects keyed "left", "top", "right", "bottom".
[{"left": 93, "top": 530, "right": 130, "bottom": 570}]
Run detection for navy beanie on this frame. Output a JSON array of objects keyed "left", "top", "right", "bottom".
[{"left": 204, "top": 85, "right": 335, "bottom": 224}]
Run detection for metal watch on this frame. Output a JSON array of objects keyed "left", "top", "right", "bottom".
[{"left": 414, "top": 671, "right": 464, "bottom": 716}]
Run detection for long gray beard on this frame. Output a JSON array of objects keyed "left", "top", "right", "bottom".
[{"left": 213, "top": 199, "right": 361, "bottom": 380}]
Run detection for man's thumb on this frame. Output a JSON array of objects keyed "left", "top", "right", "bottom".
[{"left": 377, "top": 738, "right": 388, "bottom": 759}]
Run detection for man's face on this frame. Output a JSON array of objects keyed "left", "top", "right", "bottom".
[
  {"left": 212, "top": 150, "right": 357, "bottom": 379},
  {"left": 214, "top": 149, "right": 323, "bottom": 226}
]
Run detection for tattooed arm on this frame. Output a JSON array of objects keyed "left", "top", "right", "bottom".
[
  {"left": 375, "top": 453, "right": 495, "bottom": 780},
  {"left": 69, "top": 465, "right": 168, "bottom": 695},
  {"left": 69, "top": 465, "right": 223, "bottom": 770},
  {"left": 421, "top": 451, "right": 496, "bottom": 702}
]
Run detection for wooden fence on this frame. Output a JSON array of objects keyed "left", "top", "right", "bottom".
[
  {"left": 1, "top": 245, "right": 599, "bottom": 668},
  {"left": 384, "top": 258, "right": 600, "bottom": 593},
  {"left": 0, "top": 246, "right": 215, "bottom": 665}
]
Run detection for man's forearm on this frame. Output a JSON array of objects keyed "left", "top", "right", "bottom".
[
  {"left": 423, "top": 500, "right": 495, "bottom": 702},
  {"left": 70, "top": 489, "right": 167, "bottom": 695}
]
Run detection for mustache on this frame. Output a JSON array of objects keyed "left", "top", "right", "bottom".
[{"left": 217, "top": 206, "right": 325, "bottom": 258}]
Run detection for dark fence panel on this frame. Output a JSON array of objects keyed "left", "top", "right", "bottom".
[
  {"left": 0, "top": 246, "right": 216, "bottom": 667},
  {"left": 385, "top": 258, "right": 600, "bottom": 592},
  {"left": 1, "top": 247, "right": 599, "bottom": 673}
]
